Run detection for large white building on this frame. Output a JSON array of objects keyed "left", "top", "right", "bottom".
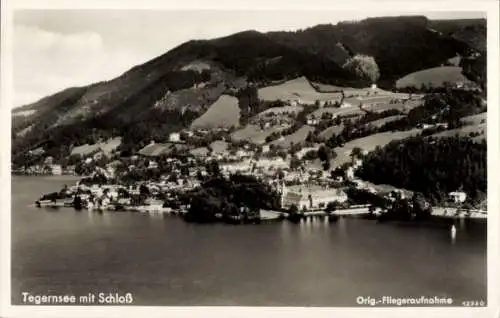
[{"left": 280, "top": 185, "right": 348, "bottom": 211}]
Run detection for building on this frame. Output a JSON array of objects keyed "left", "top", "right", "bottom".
[
  {"left": 50, "top": 164, "right": 62, "bottom": 176},
  {"left": 346, "top": 166, "right": 355, "bottom": 180},
  {"left": 221, "top": 160, "right": 252, "bottom": 174},
  {"left": 106, "top": 166, "right": 116, "bottom": 178},
  {"left": 169, "top": 132, "right": 181, "bottom": 142},
  {"left": 306, "top": 118, "right": 319, "bottom": 126},
  {"left": 254, "top": 157, "right": 288, "bottom": 171},
  {"left": 281, "top": 186, "right": 348, "bottom": 211},
  {"left": 44, "top": 156, "right": 54, "bottom": 165},
  {"left": 64, "top": 165, "right": 76, "bottom": 175},
  {"left": 93, "top": 151, "right": 104, "bottom": 161},
  {"left": 449, "top": 191, "right": 467, "bottom": 203},
  {"left": 148, "top": 161, "right": 159, "bottom": 169}
]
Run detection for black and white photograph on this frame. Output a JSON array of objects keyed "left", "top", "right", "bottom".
[{"left": 1, "top": 1, "right": 499, "bottom": 317}]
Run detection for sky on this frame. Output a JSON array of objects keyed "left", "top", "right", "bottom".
[{"left": 12, "top": 9, "right": 486, "bottom": 108}]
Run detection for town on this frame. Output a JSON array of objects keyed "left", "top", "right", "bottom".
[{"left": 15, "top": 83, "right": 487, "bottom": 224}]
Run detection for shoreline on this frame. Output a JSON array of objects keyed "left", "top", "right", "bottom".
[{"left": 22, "top": 175, "right": 488, "bottom": 223}]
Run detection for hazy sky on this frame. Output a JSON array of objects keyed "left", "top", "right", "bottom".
[{"left": 13, "top": 10, "right": 486, "bottom": 107}]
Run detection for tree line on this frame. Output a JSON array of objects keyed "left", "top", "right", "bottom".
[{"left": 356, "top": 135, "right": 486, "bottom": 205}]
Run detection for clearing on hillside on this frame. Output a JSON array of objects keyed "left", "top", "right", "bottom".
[
  {"left": 365, "top": 115, "right": 406, "bottom": 128},
  {"left": 331, "top": 129, "right": 423, "bottom": 167},
  {"left": 258, "top": 77, "right": 341, "bottom": 104},
  {"left": 256, "top": 106, "right": 303, "bottom": 117},
  {"left": 12, "top": 110, "right": 37, "bottom": 117},
  {"left": 231, "top": 125, "right": 287, "bottom": 145},
  {"left": 432, "top": 123, "right": 486, "bottom": 140},
  {"left": 190, "top": 95, "right": 240, "bottom": 129},
  {"left": 312, "top": 106, "right": 365, "bottom": 119},
  {"left": 318, "top": 124, "right": 344, "bottom": 140},
  {"left": 70, "top": 137, "right": 122, "bottom": 157},
  {"left": 269, "top": 125, "right": 315, "bottom": 148},
  {"left": 209, "top": 140, "right": 229, "bottom": 155},
  {"left": 189, "top": 147, "right": 210, "bottom": 157},
  {"left": 180, "top": 61, "right": 212, "bottom": 72},
  {"left": 395, "top": 66, "right": 472, "bottom": 89},
  {"left": 460, "top": 112, "right": 486, "bottom": 125}
]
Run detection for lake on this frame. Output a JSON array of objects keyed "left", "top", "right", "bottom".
[{"left": 11, "top": 176, "right": 487, "bottom": 306}]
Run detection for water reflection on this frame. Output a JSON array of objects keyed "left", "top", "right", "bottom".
[{"left": 338, "top": 217, "right": 347, "bottom": 238}]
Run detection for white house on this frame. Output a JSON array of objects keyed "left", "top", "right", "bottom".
[
  {"left": 346, "top": 166, "right": 355, "bottom": 180},
  {"left": 169, "top": 132, "right": 181, "bottom": 142},
  {"left": 106, "top": 166, "right": 116, "bottom": 178},
  {"left": 50, "top": 164, "right": 62, "bottom": 176},
  {"left": 449, "top": 191, "right": 467, "bottom": 203},
  {"left": 148, "top": 161, "right": 159, "bottom": 169}
]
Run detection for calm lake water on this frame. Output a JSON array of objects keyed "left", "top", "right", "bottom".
[{"left": 11, "top": 176, "right": 487, "bottom": 306}]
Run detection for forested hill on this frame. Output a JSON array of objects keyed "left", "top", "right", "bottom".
[{"left": 11, "top": 16, "right": 485, "bottom": 162}]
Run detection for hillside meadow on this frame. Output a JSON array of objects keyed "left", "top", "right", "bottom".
[
  {"left": 395, "top": 66, "right": 472, "bottom": 89},
  {"left": 190, "top": 95, "right": 240, "bottom": 129}
]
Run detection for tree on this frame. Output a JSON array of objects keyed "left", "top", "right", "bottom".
[
  {"left": 289, "top": 204, "right": 299, "bottom": 215},
  {"left": 317, "top": 145, "right": 331, "bottom": 162},
  {"left": 350, "top": 147, "right": 363, "bottom": 159},
  {"left": 322, "top": 161, "right": 331, "bottom": 171},
  {"left": 342, "top": 54, "right": 380, "bottom": 83},
  {"left": 139, "top": 184, "right": 150, "bottom": 196},
  {"left": 196, "top": 170, "right": 204, "bottom": 181},
  {"left": 290, "top": 155, "right": 302, "bottom": 170},
  {"left": 325, "top": 201, "right": 339, "bottom": 214},
  {"left": 180, "top": 165, "right": 190, "bottom": 176}
]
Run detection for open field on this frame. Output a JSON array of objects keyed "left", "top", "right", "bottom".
[
  {"left": 312, "top": 106, "right": 366, "bottom": 119},
  {"left": 357, "top": 180, "right": 414, "bottom": 197},
  {"left": 190, "top": 95, "right": 240, "bottom": 129},
  {"left": 432, "top": 123, "right": 486, "bottom": 140},
  {"left": 180, "top": 61, "right": 212, "bottom": 72},
  {"left": 269, "top": 125, "right": 315, "bottom": 148},
  {"left": 231, "top": 125, "right": 286, "bottom": 145},
  {"left": 138, "top": 143, "right": 172, "bottom": 157},
  {"left": 318, "top": 124, "right": 344, "bottom": 140},
  {"left": 138, "top": 142, "right": 189, "bottom": 157},
  {"left": 15, "top": 125, "right": 34, "bottom": 138},
  {"left": 311, "top": 82, "right": 404, "bottom": 97},
  {"left": 256, "top": 105, "right": 303, "bottom": 117},
  {"left": 12, "top": 109, "right": 37, "bottom": 117},
  {"left": 460, "top": 112, "right": 486, "bottom": 125},
  {"left": 366, "top": 115, "right": 406, "bottom": 128},
  {"left": 343, "top": 95, "right": 395, "bottom": 107},
  {"left": 71, "top": 137, "right": 122, "bottom": 157},
  {"left": 395, "top": 66, "right": 472, "bottom": 89},
  {"left": 331, "top": 129, "right": 423, "bottom": 167},
  {"left": 209, "top": 140, "right": 229, "bottom": 154},
  {"left": 189, "top": 147, "right": 210, "bottom": 157},
  {"left": 258, "top": 77, "right": 342, "bottom": 103}
]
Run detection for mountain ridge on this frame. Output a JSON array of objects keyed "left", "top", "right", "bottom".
[{"left": 11, "top": 15, "right": 486, "bottom": 164}]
